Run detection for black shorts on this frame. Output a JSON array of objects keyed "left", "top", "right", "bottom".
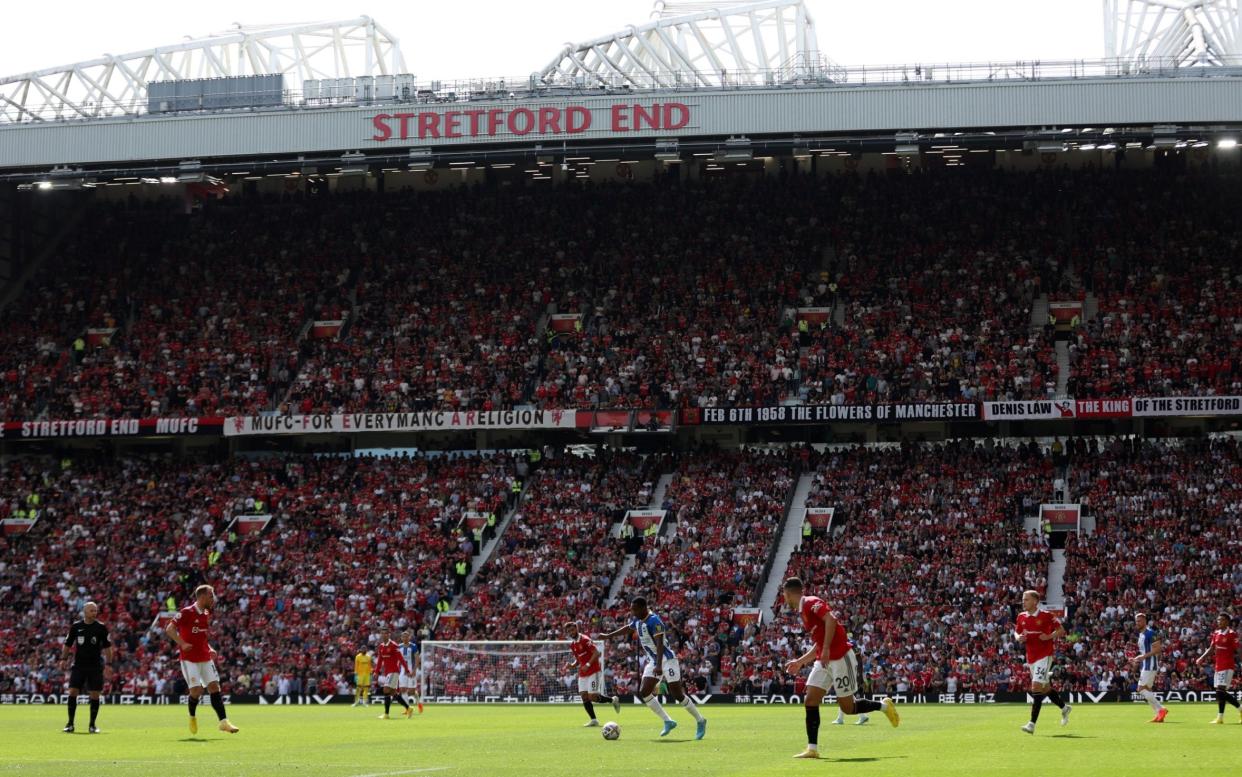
[{"left": 69, "top": 667, "right": 105, "bottom": 692}]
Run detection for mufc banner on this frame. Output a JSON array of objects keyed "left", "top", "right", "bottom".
[
  {"left": 2, "top": 517, "right": 37, "bottom": 536},
  {"left": 0, "top": 416, "right": 223, "bottom": 440},
  {"left": 226, "top": 514, "right": 273, "bottom": 535},
  {"left": 981, "top": 399, "right": 1077, "bottom": 421},
  {"left": 1047, "top": 301, "right": 1083, "bottom": 328},
  {"left": 1040, "top": 503, "right": 1081, "bottom": 532},
  {"left": 796, "top": 307, "right": 833, "bottom": 325},
  {"left": 805, "top": 507, "right": 834, "bottom": 529},
  {"left": 732, "top": 607, "right": 763, "bottom": 627},
  {"left": 1132, "top": 396, "right": 1242, "bottom": 417},
  {"left": 625, "top": 509, "right": 666, "bottom": 532},
  {"left": 224, "top": 409, "right": 579, "bottom": 437},
  {"left": 695, "top": 403, "right": 979, "bottom": 425}
]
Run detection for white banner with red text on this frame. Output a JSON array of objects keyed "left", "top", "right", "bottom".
[{"left": 223, "top": 409, "right": 579, "bottom": 436}]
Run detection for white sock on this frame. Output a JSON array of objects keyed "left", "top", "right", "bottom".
[
  {"left": 1140, "top": 689, "right": 1162, "bottom": 711},
  {"left": 806, "top": 743, "right": 818, "bottom": 752},
  {"left": 835, "top": 710, "right": 845, "bottom": 723},
  {"left": 643, "top": 695, "right": 672, "bottom": 722},
  {"left": 681, "top": 697, "right": 705, "bottom": 723}
]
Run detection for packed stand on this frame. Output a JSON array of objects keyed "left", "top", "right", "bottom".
[
  {"left": 741, "top": 441, "right": 1053, "bottom": 697},
  {"left": 1, "top": 200, "right": 365, "bottom": 420},
  {"left": 9, "top": 168, "right": 1238, "bottom": 421},
  {"left": 0, "top": 451, "right": 517, "bottom": 697},
  {"left": 608, "top": 448, "right": 795, "bottom": 693},
  {"left": 433, "top": 448, "right": 659, "bottom": 639},
  {"left": 1060, "top": 436, "right": 1242, "bottom": 693},
  {"left": 1067, "top": 172, "right": 1241, "bottom": 399}
]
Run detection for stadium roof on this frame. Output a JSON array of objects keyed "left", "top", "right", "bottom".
[
  {"left": 1105, "top": 0, "right": 1241, "bottom": 66},
  {"left": 538, "top": 0, "right": 839, "bottom": 89},
  {"left": 0, "top": 17, "right": 406, "bottom": 123}
]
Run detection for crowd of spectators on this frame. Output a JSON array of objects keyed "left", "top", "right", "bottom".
[
  {"left": 7, "top": 168, "right": 1236, "bottom": 421},
  {"left": 616, "top": 448, "right": 796, "bottom": 694},
  {"left": 3, "top": 434, "right": 1239, "bottom": 702},
  {"left": 736, "top": 441, "right": 1054, "bottom": 697},
  {"left": 1059, "top": 436, "right": 1242, "bottom": 692},
  {"left": 1066, "top": 173, "right": 1241, "bottom": 399},
  {"left": 0, "top": 451, "right": 518, "bottom": 697}
]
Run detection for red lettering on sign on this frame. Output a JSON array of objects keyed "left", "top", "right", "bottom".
[
  {"left": 419, "top": 113, "right": 441, "bottom": 139},
  {"left": 368, "top": 104, "right": 688, "bottom": 141},
  {"left": 610, "top": 104, "right": 629, "bottom": 132},
  {"left": 508, "top": 108, "right": 534, "bottom": 135},
  {"left": 633, "top": 103, "right": 659, "bottom": 130},
  {"left": 444, "top": 111, "right": 463, "bottom": 138},
  {"left": 566, "top": 106, "right": 591, "bottom": 133},
  {"left": 394, "top": 113, "right": 416, "bottom": 140},
  {"left": 664, "top": 102, "right": 689, "bottom": 129},
  {"left": 487, "top": 109, "right": 504, "bottom": 136},
  {"left": 538, "top": 107, "right": 562, "bottom": 134},
  {"left": 371, "top": 114, "right": 392, "bottom": 141}
]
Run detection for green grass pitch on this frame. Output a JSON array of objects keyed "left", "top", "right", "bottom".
[{"left": 1, "top": 703, "right": 1238, "bottom": 777}]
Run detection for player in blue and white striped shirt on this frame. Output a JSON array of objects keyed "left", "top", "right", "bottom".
[
  {"left": 1130, "top": 613, "right": 1168, "bottom": 723},
  {"left": 598, "top": 596, "right": 707, "bottom": 740}
]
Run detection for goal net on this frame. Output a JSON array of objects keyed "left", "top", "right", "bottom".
[{"left": 420, "top": 640, "right": 606, "bottom": 703}]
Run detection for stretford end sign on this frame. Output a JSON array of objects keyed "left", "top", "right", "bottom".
[{"left": 369, "top": 102, "right": 691, "bottom": 141}]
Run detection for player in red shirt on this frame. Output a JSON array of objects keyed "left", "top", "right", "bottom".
[
  {"left": 163, "top": 584, "right": 239, "bottom": 735},
  {"left": 374, "top": 626, "right": 413, "bottom": 720},
  {"left": 563, "top": 621, "right": 620, "bottom": 727},
  {"left": 1195, "top": 613, "right": 1241, "bottom": 724},
  {"left": 779, "top": 578, "right": 898, "bottom": 759},
  {"left": 1014, "top": 589, "right": 1070, "bottom": 734}
]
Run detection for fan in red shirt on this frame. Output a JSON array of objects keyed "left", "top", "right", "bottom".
[
  {"left": 779, "top": 578, "right": 898, "bottom": 760},
  {"left": 1195, "top": 613, "right": 1241, "bottom": 723},
  {"left": 163, "top": 584, "right": 238, "bottom": 735},
  {"left": 563, "top": 622, "right": 619, "bottom": 727},
  {"left": 1013, "top": 589, "right": 1070, "bottom": 735},
  {"left": 374, "top": 626, "right": 413, "bottom": 720}
]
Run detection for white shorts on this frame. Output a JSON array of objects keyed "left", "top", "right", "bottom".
[
  {"left": 180, "top": 660, "right": 220, "bottom": 689},
  {"left": 806, "top": 650, "right": 861, "bottom": 699},
  {"left": 1027, "top": 656, "right": 1053, "bottom": 686},
  {"left": 578, "top": 672, "right": 604, "bottom": 694},
  {"left": 641, "top": 657, "right": 682, "bottom": 683},
  {"left": 1138, "top": 669, "right": 1159, "bottom": 688},
  {"left": 380, "top": 672, "right": 401, "bottom": 689},
  {"left": 398, "top": 673, "right": 417, "bottom": 690},
  {"left": 1214, "top": 670, "right": 1234, "bottom": 688}
]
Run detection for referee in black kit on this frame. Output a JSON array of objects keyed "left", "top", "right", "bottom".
[{"left": 61, "top": 601, "right": 113, "bottom": 733}]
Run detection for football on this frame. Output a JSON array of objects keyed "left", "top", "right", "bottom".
[{"left": 601, "top": 721, "right": 621, "bottom": 740}]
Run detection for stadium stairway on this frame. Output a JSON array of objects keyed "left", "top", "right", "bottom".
[
  {"left": 757, "top": 471, "right": 816, "bottom": 624},
  {"left": 1030, "top": 293, "right": 1049, "bottom": 331},
  {"left": 1045, "top": 549, "right": 1068, "bottom": 608},
  {"left": 460, "top": 480, "right": 529, "bottom": 599},
  {"left": 1055, "top": 340, "right": 1071, "bottom": 396},
  {"left": 1083, "top": 292, "right": 1099, "bottom": 323},
  {"left": 605, "top": 472, "right": 674, "bottom": 607}
]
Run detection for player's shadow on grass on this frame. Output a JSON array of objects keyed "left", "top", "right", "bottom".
[
  {"left": 1050, "top": 734, "right": 1096, "bottom": 739},
  {"left": 652, "top": 738, "right": 696, "bottom": 743},
  {"left": 177, "top": 737, "right": 218, "bottom": 743},
  {"left": 826, "top": 756, "right": 908, "bottom": 763}
]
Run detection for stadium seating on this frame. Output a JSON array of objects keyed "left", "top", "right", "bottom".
[
  {"left": 616, "top": 449, "right": 795, "bottom": 693},
  {"left": 1059, "top": 437, "right": 1242, "bottom": 692},
  {"left": 13, "top": 169, "right": 1240, "bottom": 418},
  {"left": 749, "top": 441, "right": 1054, "bottom": 696},
  {"left": 0, "top": 452, "right": 517, "bottom": 695}
]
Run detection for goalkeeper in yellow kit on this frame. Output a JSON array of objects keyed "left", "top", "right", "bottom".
[{"left": 353, "top": 649, "right": 374, "bottom": 707}]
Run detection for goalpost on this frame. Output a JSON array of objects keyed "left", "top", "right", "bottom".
[{"left": 420, "top": 640, "right": 607, "bottom": 704}]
